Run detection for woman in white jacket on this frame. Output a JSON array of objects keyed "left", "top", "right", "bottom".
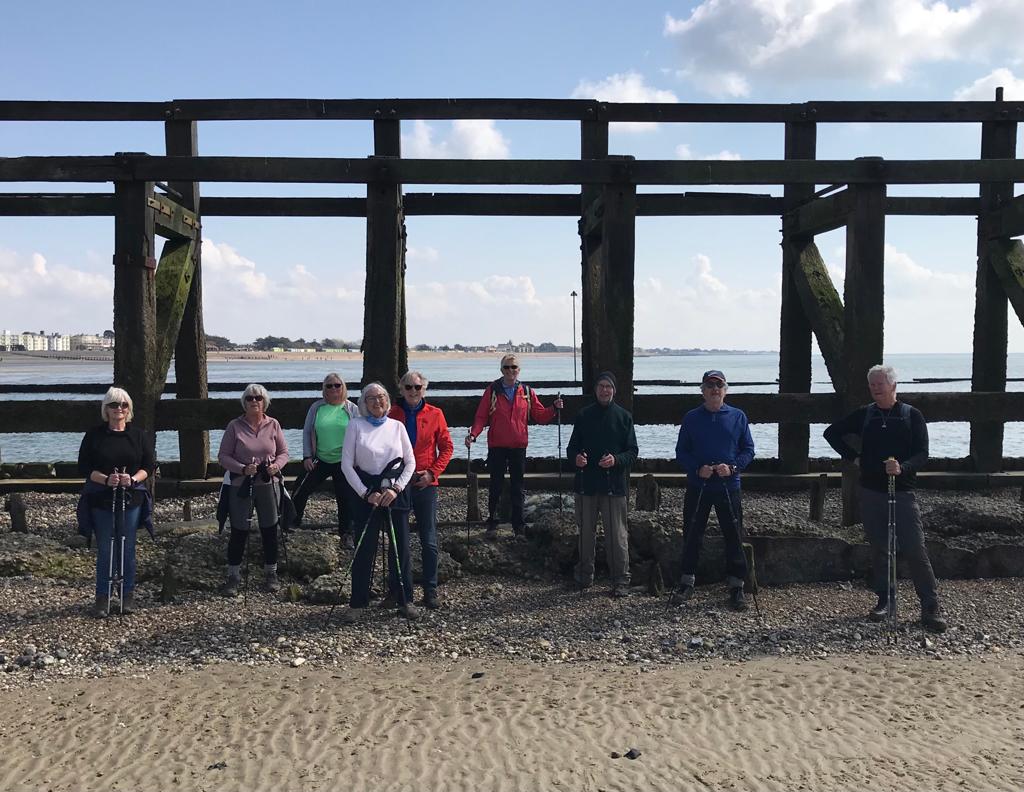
[
  {"left": 292, "top": 373, "right": 360, "bottom": 547},
  {"left": 340, "top": 381, "right": 417, "bottom": 623}
]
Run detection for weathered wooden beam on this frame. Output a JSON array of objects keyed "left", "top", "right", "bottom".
[
  {"left": 786, "top": 189, "right": 850, "bottom": 236},
  {"left": 201, "top": 196, "right": 366, "bottom": 216},
  {"left": 6, "top": 156, "right": 1024, "bottom": 186},
  {"left": 112, "top": 180, "right": 159, "bottom": 436},
  {"left": 886, "top": 197, "right": 978, "bottom": 216},
  {"left": 3, "top": 98, "right": 1024, "bottom": 123},
  {"left": 153, "top": 238, "right": 197, "bottom": 379},
  {"left": 971, "top": 119, "right": 1017, "bottom": 472},
  {"left": 982, "top": 193, "right": 1024, "bottom": 239},
  {"left": 778, "top": 121, "right": 816, "bottom": 474},
  {"left": 166, "top": 119, "right": 209, "bottom": 480},
  {"left": 149, "top": 194, "right": 199, "bottom": 239},
  {"left": 0, "top": 193, "right": 115, "bottom": 215},
  {"left": 5, "top": 391, "right": 1024, "bottom": 435},
  {"left": 638, "top": 192, "right": 782, "bottom": 215},
  {"left": 988, "top": 238, "right": 1024, "bottom": 328},
  {"left": 791, "top": 241, "right": 845, "bottom": 391}
]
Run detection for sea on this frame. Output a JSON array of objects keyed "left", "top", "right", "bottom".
[{"left": 3, "top": 352, "right": 1024, "bottom": 463}]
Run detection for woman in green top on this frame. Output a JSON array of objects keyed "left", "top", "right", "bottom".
[{"left": 293, "top": 373, "right": 360, "bottom": 547}]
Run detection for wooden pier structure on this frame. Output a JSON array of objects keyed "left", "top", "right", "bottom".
[{"left": 2, "top": 96, "right": 1024, "bottom": 522}]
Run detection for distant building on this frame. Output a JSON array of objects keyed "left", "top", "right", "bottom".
[{"left": 71, "top": 333, "right": 114, "bottom": 351}]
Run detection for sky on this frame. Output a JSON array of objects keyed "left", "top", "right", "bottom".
[{"left": 2, "top": 0, "right": 1024, "bottom": 353}]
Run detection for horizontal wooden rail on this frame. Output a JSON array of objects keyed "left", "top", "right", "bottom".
[
  {"left": 4, "top": 392, "right": 1024, "bottom": 434},
  {"left": 2, "top": 99, "right": 1023, "bottom": 123},
  {"left": 3, "top": 156, "right": 1024, "bottom": 186}
]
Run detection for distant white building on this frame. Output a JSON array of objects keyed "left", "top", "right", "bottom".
[
  {"left": 47, "top": 333, "right": 71, "bottom": 351},
  {"left": 71, "top": 333, "right": 114, "bottom": 351},
  {"left": 20, "top": 331, "right": 48, "bottom": 351}
]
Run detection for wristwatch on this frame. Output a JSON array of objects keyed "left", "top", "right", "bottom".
[{"left": 729, "top": 464, "right": 737, "bottom": 475}]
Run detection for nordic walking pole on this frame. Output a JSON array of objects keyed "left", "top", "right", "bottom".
[
  {"left": 668, "top": 475, "right": 706, "bottom": 608},
  {"left": 242, "top": 457, "right": 257, "bottom": 606},
  {"left": 556, "top": 392, "right": 563, "bottom": 516},
  {"left": 118, "top": 468, "right": 127, "bottom": 615},
  {"left": 107, "top": 468, "right": 122, "bottom": 616},
  {"left": 886, "top": 456, "right": 898, "bottom": 645},
  {"left": 466, "top": 443, "right": 472, "bottom": 549},
  {"left": 326, "top": 502, "right": 379, "bottom": 623}
]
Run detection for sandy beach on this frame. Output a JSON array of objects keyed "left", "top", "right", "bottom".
[{"left": 2, "top": 653, "right": 1021, "bottom": 792}]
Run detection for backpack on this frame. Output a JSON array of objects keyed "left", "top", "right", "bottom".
[{"left": 489, "top": 378, "right": 532, "bottom": 423}]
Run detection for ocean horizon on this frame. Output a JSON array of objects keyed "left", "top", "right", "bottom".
[{"left": 3, "top": 352, "right": 1024, "bottom": 463}]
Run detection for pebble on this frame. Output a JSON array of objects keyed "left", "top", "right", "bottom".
[{"left": 290, "top": 657, "right": 307, "bottom": 668}]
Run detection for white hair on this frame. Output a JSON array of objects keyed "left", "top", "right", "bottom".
[
  {"left": 101, "top": 386, "right": 134, "bottom": 422},
  {"left": 399, "top": 370, "right": 430, "bottom": 390},
  {"left": 357, "top": 381, "right": 390, "bottom": 416},
  {"left": 241, "top": 382, "right": 271, "bottom": 410},
  {"left": 867, "top": 365, "right": 897, "bottom": 386}
]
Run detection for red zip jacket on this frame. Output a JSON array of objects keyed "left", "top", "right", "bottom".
[
  {"left": 469, "top": 382, "right": 557, "bottom": 449},
  {"left": 388, "top": 401, "right": 454, "bottom": 485}
]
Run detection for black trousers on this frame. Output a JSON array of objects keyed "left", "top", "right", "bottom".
[
  {"left": 486, "top": 447, "right": 527, "bottom": 529},
  {"left": 291, "top": 459, "right": 354, "bottom": 536},
  {"left": 679, "top": 485, "right": 748, "bottom": 587}
]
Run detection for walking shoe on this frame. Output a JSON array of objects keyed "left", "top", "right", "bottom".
[
  {"left": 728, "top": 586, "right": 748, "bottom": 611},
  {"left": 379, "top": 591, "right": 399, "bottom": 609},
  {"left": 610, "top": 583, "right": 631, "bottom": 599},
  {"left": 669, "top": 584, "right": 694, "bottom": 606},
  {"left": 921, "top": 602, "right": 948, "bottom": 634},
  {"left": 221, "top": 573, "right": 241, "bottom": 598},
  {"left": 867, "top": 595, "right": 888, "bottom": 622},
  {"left": 484, "top": 525, "right": 499, "bottom": 542},
  {"left": 423, "top": 589, "right": 441, "bottom": 610},
  {"left": 341, "top": 606, "right": 367, "bottom": 625},
  {"left": 340, "top": 533, "right": 355, "bottom": 551},
  {"left": 571, "top": 576, "right": 594, "bottom": 591},
  {"left": 263, "top": 569, "right": 280, "bottom": 593},
  {"left": 121, "top": 591, "right": 136, "bottom": 614},
  {"left": 398, "top": 602, "right": 422, "bottom": 621},
  {"left": 93, "top": 595, "right": 109, "bottom": 618}
]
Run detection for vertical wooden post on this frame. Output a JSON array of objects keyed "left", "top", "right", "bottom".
[
  {"left": 362, "top": 120, "right": 407, "bottom": 394},
  {"left": 112, "top": 178, "right": 158, "bottom": 441},
  {"left": 779, "top": 121, "right": 817, "bottom": 473},
  {"left": 579, "top": 120, "right": 608, "bottom": 398},
  {"left": 971, "top": 113, "right": 1017, "bottom": 472},
  {"left": 840, "top": 160, "right": 886, "bottom": 525},
  {"left": 165, "top": 120, "right": 209, "bottom": 479}
]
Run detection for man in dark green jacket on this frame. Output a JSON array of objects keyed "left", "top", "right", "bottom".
[{"left": 566, "top": 371, "right": 639, "bottom": 597}]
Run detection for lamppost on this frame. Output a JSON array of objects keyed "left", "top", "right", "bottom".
[{"left": 570, "top": 290, "right": 578, "bottom": 384}]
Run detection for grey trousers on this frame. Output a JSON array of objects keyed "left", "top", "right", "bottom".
[
  {"left": 575, "top": 495, "right": 630, "bottom": 586},
  {"left": 860, "top": 486, "right": 938, "bottom": 607}
]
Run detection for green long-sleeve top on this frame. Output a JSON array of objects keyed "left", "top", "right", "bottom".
[{"left": 565, "top": 400, "right": 639, "bottom": 497}]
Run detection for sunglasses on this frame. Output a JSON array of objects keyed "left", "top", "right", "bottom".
[
  {"left": 106, "top": 402, "right": 130, "bottom": 410},
  {"left": 403, "top": 384, "right": 423, "bottom": 391},
  {"left": 324, "top": 383, "right": 343, "bottom": 390},
  {"left": 502, "top": 365, "right": 519, "bottom": 371},
  {"left": 245, "top": 395, "right": 264, "bottom": 402},
  {"left": 703, "top": 382, "right": 725, "bottom": 390}
]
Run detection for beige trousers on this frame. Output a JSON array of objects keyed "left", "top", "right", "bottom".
[{"left": 575, "top": 495, "right": 630, "bottom": 586}]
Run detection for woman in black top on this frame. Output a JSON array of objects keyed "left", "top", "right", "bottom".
[{"left": 77, "top": 386, "right": 155, "bottom": 617}]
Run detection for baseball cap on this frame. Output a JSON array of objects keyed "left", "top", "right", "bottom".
[{"left": 702, "top": 369, "right": 727, "bottom": 384}]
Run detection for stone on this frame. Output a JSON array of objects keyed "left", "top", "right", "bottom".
[
  {"left": 0, "top": 533, "right": 93, "bottom": 580},
  {"left": 290, "top": 657, "right": 307, "bottom": 667},
  {"left": 5, "top": 494, "right": 29, "bottom": 533},
  {"left": 308, "top": 573, "right": 347, "bottom": 605},
  {"left": 625, "top": 748, "right": 642, "bottom": 760},
  {"left": 635, "top": 474, "right": 661, "bottom": 511}
]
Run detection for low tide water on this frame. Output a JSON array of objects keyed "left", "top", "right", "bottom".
[{"left": 3, "top": 352, "right": 1023, "bottom": 462}]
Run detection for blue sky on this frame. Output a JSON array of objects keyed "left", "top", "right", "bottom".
[{"left": 2, "top": 0, "right": 1024, "bottom": 352}]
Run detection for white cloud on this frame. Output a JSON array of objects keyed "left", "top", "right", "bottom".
[
  {"left": 0, "top": 248, "right": 112, "bottom": 332},
  {"left": 954, "top": 67, "right": 1024, "bottom": 100},
  {"left": 664, "top": 0, "right": 1024, "bottom": 97},
  {"left": 572, "top": 71, "right": 678, "bottom": 132},
  {"left": 407, "top": 245, "right": 440, "bottom": 263},
  {"left": 676, "top": 143, "right": 743, "bottom": 160},
  {"left": 402, "top": 119, "right": 510, "bottom": 159}
]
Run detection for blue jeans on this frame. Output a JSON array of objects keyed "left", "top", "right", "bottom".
[
  {"left": 392, "top": 486, "right": 439, "bottom": 593},
  {"left": 91, "top": 505, "right": 140, "bottom": 597}
]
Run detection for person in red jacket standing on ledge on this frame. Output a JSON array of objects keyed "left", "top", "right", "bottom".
[
  {"left": 389, "top": 370, "right": 454, "bottom": 608},
  {"left": 465, "top": 354, "right": 564, "bottom": 540}
]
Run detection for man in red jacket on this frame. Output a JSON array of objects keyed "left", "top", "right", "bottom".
[
  {"left": 389, "top": 370, "right": 454, "bottom": 608},
  {"left": 465, "top": 354, "right": 563, "bottom": 539}
]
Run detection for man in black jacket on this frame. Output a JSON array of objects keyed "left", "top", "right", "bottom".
[
  {"left": 824, "top": 364, "right": 947, "bottom": 633},
  {"left": 566, "top": 371, "right": 639, "bottom": 597}
]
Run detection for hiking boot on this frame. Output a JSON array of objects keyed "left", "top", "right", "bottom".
[
  {"left": 379, "top": 591, "right": 399, "bottom": 609},
  {"left": 93, "top": 595, "right": 109, "bottom": 618},
  {"left": 669, "top": 584, "right": 694, "bottom": 606},
  {"left": 867, "top": 595, "right": 888, "bottom": 622},
  {"left": 341, "top": 606, "right": 367, "bottom": 625},
  {"left": 221, "top": 573, "right": 241, "bottom": 598},
  {"left": 570, "top": 576, "right": 594, "bottom": 591},
  {"left": 340, "top": 533, "right": 355, "bottom": 551},
  {"left": 263, "top": 569, "right": 280, "bottom": 593},
  {"left": 121, "top": 591, "right": 136, "bottom": 614},
  {"left": 484, "top": 525, "right": 499, "bottom": 542},
  {"left": 423, "top": 589, "right": 441, "bottom": 610},
  {"left": 921, "top": 602, "right": 948, "bottom": 634},
  {"left": 728, "top": 586, "right": 748, "bottom": 612},
  {"left": 398, "top": 602, "right": 422, "bottom": 621},
  {"left": 610, "top": 583, "right": 631, "bottom": 599}
]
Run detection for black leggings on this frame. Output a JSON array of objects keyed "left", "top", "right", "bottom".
[{"left": 227, "top": 523, "right": 279, "bottom": 566}]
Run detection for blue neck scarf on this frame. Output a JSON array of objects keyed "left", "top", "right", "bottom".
[
  {"left": 401, "top": 399, "right": 424, "bottom": 446},
  {"left": 366, "top": 415, "right": 387, "bottom": 427}
]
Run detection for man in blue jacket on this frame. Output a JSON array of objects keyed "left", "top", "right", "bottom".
[{"left": 671, "top": 370, "right": 755, "bottom": 610}]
